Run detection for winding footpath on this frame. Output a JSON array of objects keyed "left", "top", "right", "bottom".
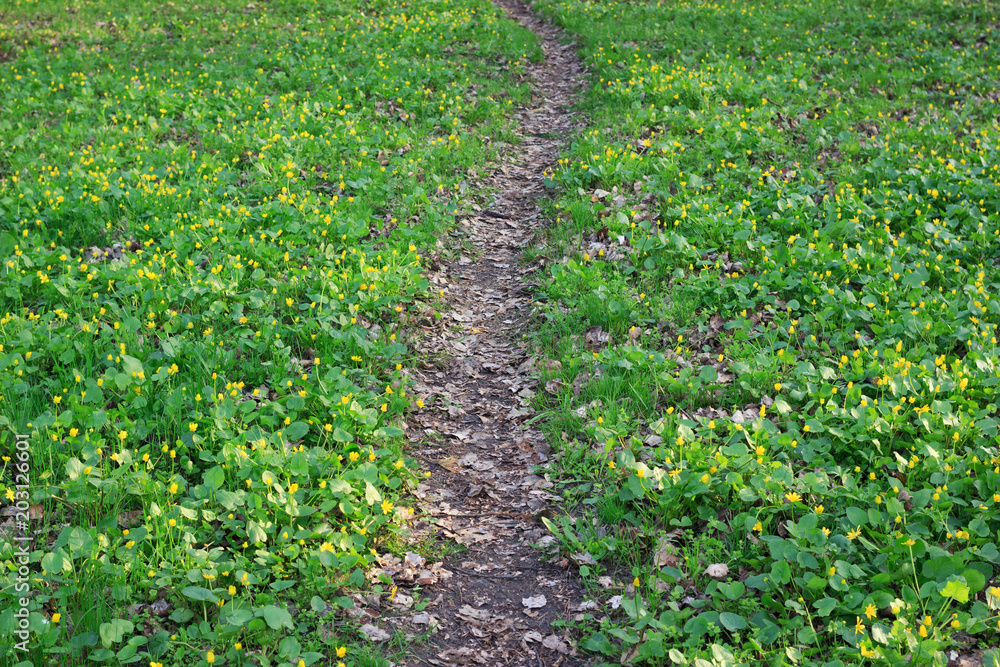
[{"left": 400, "top": 1, "right": 588, "bottom": 664}]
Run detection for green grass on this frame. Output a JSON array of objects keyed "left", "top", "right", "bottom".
[
  {"left": 0, "top": 0, "right": 540, "bottom": 665},
  {"left": 529, "top": 0, "right": 1000, "bottom": 664}
]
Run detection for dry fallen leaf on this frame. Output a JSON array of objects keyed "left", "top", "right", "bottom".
[
  {"left": 544, "top": 379, "right": 564, "bottom": 394},
  {"left": 542, "top": 634, "right": 575, "bottom": 655},
  {"left": 359, "top": 623, "right": 390, "bottom": 642},
  {"left": 653, "top": 536, "right": 681, "bottom": 567},
  {"left": 523, "top": 630, "right": 544, "bottom": 643},
  {"left": 457, "top": 604, "right": 490, "bottom": 623},
  {"left": 521, "top": 595, "right": 547, "bottom": 609},
  {"left": 704, "top": 563, "right": 730, "bottom": 578}
]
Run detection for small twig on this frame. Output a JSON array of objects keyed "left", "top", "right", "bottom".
[{"left": 425, "top": 511, "right": 523, "bottom": 519}]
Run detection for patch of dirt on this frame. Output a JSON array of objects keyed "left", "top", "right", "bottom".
[{"left": 383, "top": 1, "right": 589, "bottom": 664}]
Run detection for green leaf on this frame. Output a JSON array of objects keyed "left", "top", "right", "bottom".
[
  {"left": 284, "top": 421, "right": 309, "bottom": 441},
  {"left": 181, "top": 586, "right": 218, "bottom": 603},
  {"left": 668, "top": 648, "right": 689, "bottom": 664},
  {"left": 579, "top": 632, "right": 616, "bottom": 655},
  {"left": 247, "top": 521, "right": 268, "bottom": 544},
  {"left": 365, "top": 481, "right": 382, "bottom": 505},
  {"left": 98, "top": 619, "right": 133, "bottom": 647},
  {"left": 963, "top": 568, "right": 987, "bottom": 594},
  {"left": 940, "top": 579, "right": 970, "bottom": 603},
  {"left": 718, "top": 581, "right": 745, "bottom": 600},
  {"left": 41, "top": 550, "right": 70, "bottom": 574},
  {"left": 256, "top": 605, "right": 294, "bottom": 630},
  {"left": 327, "top": 479, "right": 353, "bottom": 495},
  {"left": 203, "top": 466, "right": 225, "bottom": 491},
  {"left": 813, "top": 598, "right": 837, "bottom": 617},
  {"left": 923, "top": 555, "right": 959, "bottom": 581},
  {"left": 719, "top": 612, "right": 747, "bottom": 631},
  {"left": 846, "top": 507, "right": 868, "bottom": 527},
  {"left": 332, "top": 427, "right": 354, "bottom": 442}
]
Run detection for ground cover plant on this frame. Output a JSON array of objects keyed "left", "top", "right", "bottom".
[
  {"left": 528, "top": 0, "right": 1000, "bottom": 663},
  {"left": 0, "top": 0, "right": 541, "bottom": 665}
]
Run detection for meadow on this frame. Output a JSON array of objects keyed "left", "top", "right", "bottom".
[
  {"left": 528, "top": 0, "right": 1000, "bottom": 664},
  {"left": 0, "top": 0, "right": 539, "bottom": 665}
]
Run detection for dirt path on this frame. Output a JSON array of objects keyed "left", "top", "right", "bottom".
[{"left": 396, "top": 2, "right": 587, "bottom": 664}]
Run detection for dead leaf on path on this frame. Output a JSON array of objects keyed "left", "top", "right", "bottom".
[
  {"left": 544, "top": 378, "right": 564, "bottom": 394},
  {"left": 458, "top": 453, "right": 495, "bottom": 471},
  {"left": 454, "top": 525, "right": 496, "bottom": 544},
  {"left": 542, "top": 634, "right": 575, "bottom": 655},
  {"left": 523, "top": 630, "right": 544, "bottom": 643},
  {"left": 597, "top": 576, "right": 615, "bottom": 589},
  {"left": 572, "top": 372, "right": 590, "bottom": 397},
  {"left": 435, "top": 456, "right": 460, "bottom": 472},
  {"left": 457, "top": 604, "right": 490, "bottom": 623},
  {"left": 359, "top": 623, "right": 391, "bottom": 642},
  {"left": 571, "top": 551, "right": 597, "bottom": 566},
  {"left": 436, "top": 647, "right": 489, "bottom": 664},
  {"left": 521, "top": 595, "right": 547, "bottom": 609}
]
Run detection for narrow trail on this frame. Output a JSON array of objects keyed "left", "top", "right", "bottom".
[{"left": 397, "top": 2, "right": 588, "bottom": 664}]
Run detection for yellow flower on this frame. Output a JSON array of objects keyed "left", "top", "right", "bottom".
[
  {"left": 336, "top": 646, "right": 347, "bottom": 658},
  {"left": 854, "top": 616, "right": 865, "bottom": 635},
  {"left": 381, "top": 500, "right": 394, "bottom": 515},
  {"left": 785, "top": 492, "right": 801, "bottom": 503},
  {"left": 52, "top": 613, "right": 61, "bottom": 623},
  {"left": 864, "top": 603, "right": 877, "bottom": 620},
  {"left": 188, "top": 423, "right": 198, "bottom": 432},
  {"left": 846, "top": 526, "right": 861, "bottom": 540},
  {"left": 206, "top": 651, "right": 215, "bottom": 664}
]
